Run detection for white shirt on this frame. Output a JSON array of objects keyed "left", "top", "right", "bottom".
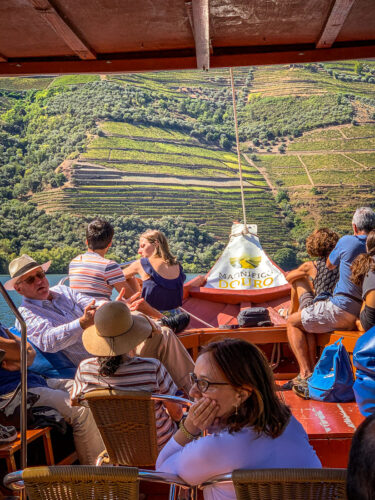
[{"left": 156, "top": 416, "right": 321, "bottom": 500}]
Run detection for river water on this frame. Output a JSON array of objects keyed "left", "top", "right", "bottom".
[{"left": 0, "top": 273, "right": 199, "bottom": 327}]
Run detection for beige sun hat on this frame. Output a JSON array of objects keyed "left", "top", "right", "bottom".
[
  {"left": 4, "top": 254, "right": 51, "bottom": 291},
  {"left": 82, "top": 301, "right": 152, "bottom": 357}
]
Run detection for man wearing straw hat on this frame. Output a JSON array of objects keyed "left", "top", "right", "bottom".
[{"left": 6, "top": 254, "right": 194, "bottom": 394}]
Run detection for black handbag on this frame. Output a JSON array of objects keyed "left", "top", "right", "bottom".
[{"left": 237, "top": 307, "right": 273, "bottom": 327}]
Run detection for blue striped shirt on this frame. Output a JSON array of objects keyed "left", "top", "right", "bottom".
[{"left": 15, "top": 285, "right": 104, "bottom": 367}]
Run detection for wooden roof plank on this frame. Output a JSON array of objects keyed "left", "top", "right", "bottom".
[
  {"left": 316, "top": 0, "right": 357, "bottom": 48},
  {"left": 191, "top": 0, "right": 210, "bottom": 70},
  {"left": 1, "top": 41, "right": 375, "bottom": 76},
  {"left": 27, "top": 0, "right": 96, "bottom": 60}
]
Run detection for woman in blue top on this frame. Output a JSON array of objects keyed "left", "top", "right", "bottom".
[{"left": 124, "top": 230, "right": 189, "bottom": 331}]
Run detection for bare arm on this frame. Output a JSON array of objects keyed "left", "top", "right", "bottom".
[
  {"left": 326, "top": 257, "right": 336, "bottom": 270},
  {"left": 123, "top": 260, "right": 142, "bottom": 279},
  {"left": 286, "top": 261, "right": 315, "bottom": 284},
  {"left": 365, "top": 290, "right": 375, "bottom": 308},
  {"left": 113, "top": 280, "right": 138, "bottom": 297},
  {"left": 164, "top": 401, "right": 183, "bottom": 422},
  {"left": 0, "top": 329, "right": 36, "bottom": 366},
  {"left": 356, "top": 290, "right": 375, "bottom": 331}
]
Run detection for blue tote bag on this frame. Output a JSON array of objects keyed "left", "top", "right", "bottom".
[{"left": 308, "top": 337, "right": 355, "bottom": 402}]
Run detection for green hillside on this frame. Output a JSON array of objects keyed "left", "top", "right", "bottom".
[{"left": 0, "top": 61, "right": 374, "bottom": 271}]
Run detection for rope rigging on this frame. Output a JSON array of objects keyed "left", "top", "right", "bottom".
[{"left": 229, "top": 67, "right": 249, "bottom": 234}]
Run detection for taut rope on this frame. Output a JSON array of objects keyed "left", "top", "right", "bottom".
[{"left": 229, "top": 67, "right": 248, "bottom": 234}]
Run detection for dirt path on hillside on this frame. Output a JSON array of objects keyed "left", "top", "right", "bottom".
[
  {"left": 297, "top": 155, "right": 314, "bottom": 186},
  {"left": 243, "top": 153, "right": 276, "bottom": 194},
  {"left": 257, "top": 149, "right": 375, "bottom": 156},
  {"left": 340, "top": 152, "right": 369, "bottom": 169},
  {"left": 338, "top": 128, "right": 348, "bottom": 139}
]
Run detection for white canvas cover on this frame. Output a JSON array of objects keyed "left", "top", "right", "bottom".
[{"left": 205, "top": 223, "right": 288, "bottom": 290}]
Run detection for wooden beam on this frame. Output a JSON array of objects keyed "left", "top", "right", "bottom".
[
  {"left": 186, "top": 0, "right": 210, "bottom": 70},
  {"left": 1, "top": 42, "right": 375, "bottom": 76},
  {"left": 316, "top": 0, "right": 357, "bottom": 48},
  {"left": 28, "top": 0, "right": 96, "bottom": 60}
]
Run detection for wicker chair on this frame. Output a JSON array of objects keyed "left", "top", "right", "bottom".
[
  {"left": 200, "top": 468, "right": 348, "bottom": 500},
  {"left": 4, "top": 465, "right": 189, "bottom": 500},
  {"left": 81, "top": 389, "right": 192, "bottom": 467}
]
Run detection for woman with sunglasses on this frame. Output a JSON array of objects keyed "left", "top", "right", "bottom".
[{"left": 156, "top": 339, "right": 321, "bottom": 500}]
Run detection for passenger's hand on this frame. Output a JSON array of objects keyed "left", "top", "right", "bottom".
[
  {"left": 184, "top": 397, "right": 220, "bottom": 435},
  {"left": 79, "top": 300, "right": 97, "bottom": 329},
  {"left": 116, "top": 289, "right": 142, "bottom": 305}
]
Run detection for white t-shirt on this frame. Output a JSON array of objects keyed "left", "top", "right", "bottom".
[{"left": 156, "top": 416, "right": 321, "bottom": 500}]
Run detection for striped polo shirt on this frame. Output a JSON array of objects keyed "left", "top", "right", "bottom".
[
  {"left": 72, "top": 356, "right": 178, "bottom": 449},
  {"left": 69, "top": 251, "right": 125, "bottom": 299}
]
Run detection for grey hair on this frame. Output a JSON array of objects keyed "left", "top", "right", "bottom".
[{"left": 352, "top": 207, "right": 375, "bottom": 233}]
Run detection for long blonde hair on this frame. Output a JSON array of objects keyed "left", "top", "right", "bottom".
[{"left": 141, "top": 229, "right": 178, "bottom": 266}]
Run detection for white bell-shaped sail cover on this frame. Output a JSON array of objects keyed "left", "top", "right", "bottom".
[{"left": 205, "top": 223, "right": 287, "bottom": 290}]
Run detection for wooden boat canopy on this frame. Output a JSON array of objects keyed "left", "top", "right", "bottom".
[{"left": 1, "top": 0, "right": 375, "bottom": 77}]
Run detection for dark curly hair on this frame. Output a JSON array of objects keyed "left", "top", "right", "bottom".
[
  {"left": 351, "top": 230, "right": 375, "bottom": 287},
  {"left": 97, "top": 355, "right": 123, "bottom": 377},
  {"left": 305, "top": 228, "right": 339, "bottom": 258},
  {"left": 200, "top": 339, "right": 291, "bottom": 438},
  {"left": 86, "top": 219, "right": 114, "bottom": 250}
]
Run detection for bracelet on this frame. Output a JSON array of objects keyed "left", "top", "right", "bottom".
[{"left": 179, "top": 417, "right": 200, "bottom": 441}]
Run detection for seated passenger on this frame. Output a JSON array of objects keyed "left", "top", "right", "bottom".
[
  {"left": 0, "top": 322, "right": 104, "bottom": 464},
  {"left": 156, "top": 339, "right": 321, "bottom": 500},
  {"left": 7, "top": 254, "right": 194, "bottom": 394},
  {"left": 350, "top": 229, "right": 375, "bottom": 332},
  {"left": 347, "top": 413, "right": 375, "bottom": 500},
  {"left": 69, "top": 218, "right": 161, "bottom": 319},
  {"left": 284, "top": 228, "right": 339, "bottom": 317},
  {"left": 71, "top": 301, "right": 183, "bottom": 449},
  {"left": 124, "top": 229, "right": 190, "bottom": 333},
  {"left": 287, "top": 207, "right": 375, "bottom": 398}
]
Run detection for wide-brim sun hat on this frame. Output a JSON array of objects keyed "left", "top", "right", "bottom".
[
  {"left": 4, "top": 254, "right": 51, "bottom": 291},
  {"left": 82, "top": 301, "right": 152, "bottom": 357}
]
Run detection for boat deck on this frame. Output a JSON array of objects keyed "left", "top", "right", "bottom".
[{"left": 276, "top": 381, "right": 364, "bottom": 467}]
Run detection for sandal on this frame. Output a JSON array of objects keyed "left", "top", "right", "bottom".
[
  {"left": 279, "top": 374, "right": 303, "bottom": 391},
  {"left": 292, "top": 378, "right": 311, "bottom": 400},
  {"left": 278, "top": 308, "right": 289, "bottom": 319}
]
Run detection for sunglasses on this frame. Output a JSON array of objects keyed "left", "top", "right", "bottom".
[
  {"left": 189, "top": 372, "right": 230, "bottom": 393},
  {"left": 16, "top": 270, "right": 46, "bottom": 286}
]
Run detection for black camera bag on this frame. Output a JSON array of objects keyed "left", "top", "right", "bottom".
[{"left": 237, "top": 307, "right": 272, "bottom": 327}]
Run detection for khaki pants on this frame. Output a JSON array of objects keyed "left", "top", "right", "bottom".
[
  {"left": 136, "top": 327, "right": 194, "bottom": 394},
  {"left": 30, "top": 379, "right": 104, "bottom": 465}
]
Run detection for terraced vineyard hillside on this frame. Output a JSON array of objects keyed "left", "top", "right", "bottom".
[
  {"left": 0, "top": 61, "right": 374, "bottom": 270},
  {"left": 254, "top": 122, "right": 375, "bottom": 237},
  {"left": 33, "top": 121, "right": 289, "bottom": 255}
]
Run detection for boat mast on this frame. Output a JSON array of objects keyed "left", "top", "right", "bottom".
[{"left": 229, "top": 67, "right": 248, "bottom": 234}]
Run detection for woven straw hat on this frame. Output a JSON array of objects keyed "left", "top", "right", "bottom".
[
  {"left": 5, "top": 254, "right": 51, "bottom": 290},
  {"left": 82, "top": 301, "right": 152, "bottom": 357}
]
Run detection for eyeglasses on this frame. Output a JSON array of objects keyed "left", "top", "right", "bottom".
[
  {"left": 189, "top": 372, "right": 230, "bottom": 393},
  {"left": 16, "top": 270, "right": 46, "bottom": 286}
]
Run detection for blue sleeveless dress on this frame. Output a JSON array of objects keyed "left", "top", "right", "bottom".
[{"left": 140, "top": 258, "right": 186, "bottom": 313}]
